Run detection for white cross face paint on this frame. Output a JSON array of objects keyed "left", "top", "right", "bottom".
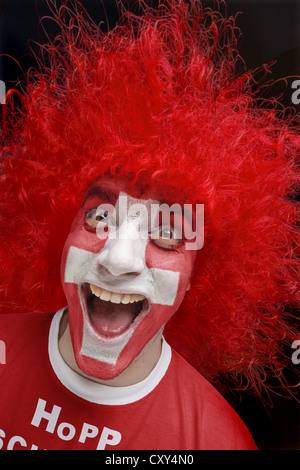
[{"left": 61, "top": 180, "right": 197, "bottom": 379}]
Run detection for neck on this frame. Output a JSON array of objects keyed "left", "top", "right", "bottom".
[{"left": 58, "top": 310, "right": 163, "bottom": 387}]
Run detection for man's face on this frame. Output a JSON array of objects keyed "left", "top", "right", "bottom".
[{"left": 61, "top": 178, "right": 197, "bottom": 379}]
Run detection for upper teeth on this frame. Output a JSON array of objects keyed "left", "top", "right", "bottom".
[{"left": 90, "top": 284, "right": 145, "bottom": 305}]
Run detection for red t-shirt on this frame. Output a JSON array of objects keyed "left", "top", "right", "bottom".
[{"left": 0, "top": 309, "right": 257, "bottom": 450}]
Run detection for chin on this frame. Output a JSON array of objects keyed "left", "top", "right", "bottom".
[{"left": 66, "top": 282, "right": 156, "bottom": 380}]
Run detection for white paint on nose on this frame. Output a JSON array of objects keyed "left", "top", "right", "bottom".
[
  {"left": 96, "top": 219, "right": 146, "bottom": 277},
  {"left": 95, "top": 194, "right": 156, "bottom": 278}
]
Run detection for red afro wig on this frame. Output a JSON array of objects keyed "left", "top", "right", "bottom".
[{"left": 1, "top": 0, "right": 299, "bottom": 395}]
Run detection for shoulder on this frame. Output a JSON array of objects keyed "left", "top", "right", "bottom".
[
  {"left": 170, "top": 348, "right": 257, "bottom": 450},
  {"left": 0, "top": 310, "right": 55, "bottom": 326},
  {"left": 0, "top": 311, "right": 56, "bottom": 343}
]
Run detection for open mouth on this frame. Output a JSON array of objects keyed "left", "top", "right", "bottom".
[{"left": 81, "top": 283, "right": 149, "bottom": 339}]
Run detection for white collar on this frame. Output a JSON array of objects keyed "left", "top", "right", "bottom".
[{"left": 48, "top": 308, "right": 172, "bottom": 405}]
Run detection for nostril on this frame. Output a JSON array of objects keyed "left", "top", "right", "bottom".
[
  {"left": 99, "top": 265, "right": 116, "bottom": 277},
  {"left": 96, "top": 245, "right": 145, "bottom": 277},
  {"left": 97, "top": 263, "right": 142, "bottom": 278},
  {"left": 100, "top": 258, "right": 144, "bottom": 277}
]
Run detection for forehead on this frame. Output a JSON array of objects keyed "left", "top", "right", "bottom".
[{"left": 83, "top": 177, "right": 171, "bottom": 206}]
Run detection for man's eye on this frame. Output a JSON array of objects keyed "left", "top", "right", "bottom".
[
  {"left": 150, "top": 226, "right": 184, "bottom": 250},
  {"left": 85, "top": 208, "right": 109, "bottom": 230},
  {"left": 160, "top": 227, "right": 174, "bottom": 239}
]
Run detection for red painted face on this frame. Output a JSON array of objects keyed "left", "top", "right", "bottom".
[{"left": 61, "top": 179, "right": 197, "bottom": 379}]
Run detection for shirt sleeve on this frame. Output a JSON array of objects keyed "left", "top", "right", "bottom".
[{"left": 200, "top": 385, "right": 258, "bottom": 450}]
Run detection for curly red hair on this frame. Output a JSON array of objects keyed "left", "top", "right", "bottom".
[{"left": 1, "top": 0, "right": 299, "bottom": 395}]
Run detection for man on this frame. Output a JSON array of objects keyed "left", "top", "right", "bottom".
[
  {"left": 59, "top": 177, "right": 198, "bottom": 384},
  {"left": 0, "top": 0, "right": 298, "bottom": 450},
  {"left": 0, "top": 174, "right": 257, "bottom": 450}
]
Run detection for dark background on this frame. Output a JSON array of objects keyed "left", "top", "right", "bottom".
[{"left": 0, "top": 0, "right": 299, "bottom": 450}]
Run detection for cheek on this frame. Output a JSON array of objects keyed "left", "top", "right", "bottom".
[
  {"left": 145, "top": 243, "right": 194, "bottom": 306},
  {"left": 60, "top": 213, "right": 108, "bottom": 283}
]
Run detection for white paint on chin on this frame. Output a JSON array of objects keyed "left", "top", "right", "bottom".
[
  {"left": 80, "top": 309, "right": 136, "bottom": 365},
  {"left": 78, "top": 282, "right": 148, "bottom": 366}
]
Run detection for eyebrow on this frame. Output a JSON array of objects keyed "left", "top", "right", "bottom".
[
  {"left": 82, "top": 186, "right": 118, "bottom": 206},
  {"left": 83, "top": 185, "right": 194, "bottom": 217}
]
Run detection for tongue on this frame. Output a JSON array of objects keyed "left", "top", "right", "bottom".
[{"left": 88, "top": 296, "right": 140, "bottom": 337}]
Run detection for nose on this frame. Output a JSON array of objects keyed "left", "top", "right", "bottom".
[{"left": 96, "top": 221, "right": 145, "bottom": 277}]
